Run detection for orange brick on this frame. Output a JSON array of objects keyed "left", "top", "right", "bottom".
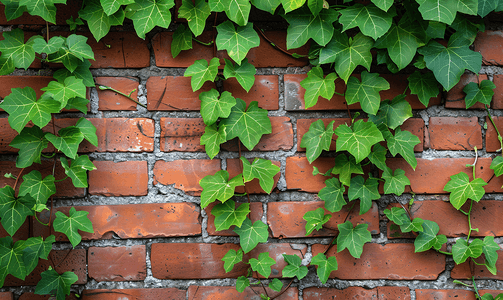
[
  {"left": 86, "top": 118, "right": 154, "bottom": 152},
  {"left": 95, "top": 77, "right": 139, "bottom": 111},
  {"left": 474, "top": 30, "right": 503, "bottom": 66},
  {"left": 428, "top": 117, "right": 482, "bottom": 150},
  {"left": 492, "top": 74, "right": 503, "bottom": 109},
  {"left": 223, "top": 75, "right": 279, "bottom": 110},
  {"left": 160, "top": 118, "right": 205, "bottom": 152},
  {"left": 285, "top": 157, "right": 335, "bottom": 193},
  {"left": 416, "top": 289, "right": 477, "bottom": 299},
  {"left": 88, "top": 246, "right": 146, "bottom": 282},
  {"left": 445, "top": 73, "right": 488, "bottom": 109},
  {"left": 89, "top": 161, "right": 148, "bottom": 196},
  {"left": 0, "top": 76, "right": 53, "bottom": 99},
  {"left": 451, "top": 250, "right": 503, "bottom": 280},
  {"left": 81, "top": 288, "right": 186, "bottom": 299},
  {"left": 304, "top": 287, "right": 377, "bottom": 299},
  {"left": 227, "top": 159, "right": 280, "bottom": 194},
  {"left": 187, "top": 286, "right": 298, "bottom": 300}
]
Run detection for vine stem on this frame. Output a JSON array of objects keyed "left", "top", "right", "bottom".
[
  {"left": 323, "top": 201, "right": 356, "bottom": 255},
  {"left": 466, "top": 200, "right": 475, "bottom": 241},
  {"left": 485, "top": 105, "right": 503, "bottom": 156},
  {"left": 97, "top": 85, "right": 147, "bottom": 108},
  {"left": 270, "top": 278, "right": 294, "bottom": 300},
  {"left": 12, "top": 168, "right": 25, "bottom": 193},
  {"left": 254, "top": 24, "right": 307, "bottom": 59}
]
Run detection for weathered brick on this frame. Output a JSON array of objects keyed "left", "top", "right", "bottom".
[
  {"left": 0, "top": 119, "right": 18, "bottom": 153},
  {"left": 81, "top": 288, "right": 186, "bottom": 299},
  {"left": 417, "top": 290, "right": 503, "bottom": 300},
  {"left": 445, "top": 73, "right": 488, "bottom": 109},
  {"left": 428, "top": 117, "right": 482, "bottom": 150},
  {"left": 311, "top": 243, "right": 445, "bottom": 280},
  {"left": 89, "top": 161, "right": 148, "bottom": 196},
  {"left": 378, "top": 286, "right": 412, "bottom": 299},
  {"left": 492, "top": 74, "right": 503, "bottom": 109},
  {"left": 267, "top": 201, "right": 379, "bottom": 238},
  {"left": 223, "top": 75, "right": 279, "bottom": 110},
  {"left": 285, "top": 157, "right": 335, "bottom": 193},
  {"left": 160, "top": 117, "right": 205, "bottom": 152},
  {"left": 401, "top": 118, "right": 425, "bottom": 152},
  {"left": 227, "top": 159, "right": 280, "bottom": 194},
  {"left": 0, "top": 292, "right": 12, "bottom": 300},
  {"left": 187, "top": 286, "right": 298, "bottom": 300},
  {"left": 19, "top": 293, "right": 79, "bottom": 300},
  {"left": 153, "top": 159, "right": 220, "bottom": 195},
  {"left": 88, "top": 246, "right": 146, "bottom": 282},
  {"left": 0, "top": 76, "right": 53, "bottom": 100},
  {"left": 486, "top": 116, "right": 503, "bottom": 152},
  {"left": 474, "top": 30, "right": 503, "bottom": 66},
  {"left": 95, "top": 77, "right": 140, "bottom": 111},
  {"left": 304, "top": 286, "right": 411, "bottom": 300},
  {"left": 206, "top": 201, "right": 263, "bottom": 236},
  {"left": 451, "top": 250, "right": 503, "bottom": 280}
]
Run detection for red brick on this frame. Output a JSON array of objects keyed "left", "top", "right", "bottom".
[
  {"left": 19, "top": 293, "right": 78, "bottom": 300},
  {"left": 311, "top": 243, "right": 445, "bottom": 280},
  {"left": 0, "top": 119, "right": 18, "bottom": 153},
  {"left": 474, "top": 30, "right": 503, "bottom": 66},
  {"left": 452, "top": 250, "right": 503, "bottom": 280},
  {"left": 95, "top": 77, "right": 139, "bottom": 111},
  {"left": 227, "top": 159, "right": 280, "bottom": 194},
  {"left": 187, "top": 286, "right": 298, "bottom": 300},
  {"left": 267, "top": 201, "right": 379, "bottom": 238},
  {"left": 446, "top": 73, "right": 488, "bottom": 109},
  {"left": 153, "top": 159, "right": 220, "bottom": 196},
  {"left": 4, "top": 249, "right": 86, "bottom": 286},
  {"left": 486, "top": 116, "right": 503, "bottom": 152},
  {"left": 206, "top": 201, "right": 263, "bottom": 236},
  {"left": 0, "top": 2, "right": 80, "bottom": 25},
  {"left": 304, "top": 287, "right": 377, "bottom": 299},
  {"left": 0, "top": 76, "right": 53, "bottom": 99},
  {"left": 377, "top": 286, "right": 411, "bottom": 299},
  {"left": 0, "top": 292, "right": 12, "bottom": 300},
  {"left": 493, "top": 74, "right": 503, "bottom": 109},
  {"left": 160, "top": 117, "right": 205, "bottom": 152},
  {"left": 88, "top": 245, "right": 146, "bottom": 282},
  {"left": 152, "top": 32, "right": 215, "bottom": 68},
  {"left": 428, "top": 117, "right": 482, "bottom": 150},
  {"left": 89, "top": 161, "right": 148, "bottom": 196},
  {"left": 285, "top": 157, "right": 335, "bottom": 193},
  {"left": 81, "top": 288, "right": 186, "bottom": 299},
  {"left": 416, "top": 290, "right": 477, "bottom": 300},
  {"left": 223, "top": 75, "right": 279, "bottom": 110}
]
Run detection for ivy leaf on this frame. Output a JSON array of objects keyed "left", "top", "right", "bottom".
[
  {"left": 368, "top": 144, "right": 387, "bottom": 171},
  {"left": 199, "top": 89, "right": 236, "bottom": 125},
  {"left": 0, "top": 186, "right": 36, "bottom": 236},
  {"left": 45, "top": 127, "right": 84, "bottom": 159},
  {"left": 201, "top": 124, "right": 227, "bottom": 159},
  {"left": 382, "top": 167, "right": 410, "bottom": 196},
  {"left": 348, "top": 175, "right": 380, "bottom": 215},
  {"left": 241, "top": 157, "right": 280, "bottom": 193},
  {"left": 299, "top": 67, "right": 337, "bottom": 109},
  {"left": 443, "top": 172, "right": 487, "bottom": 210},
  {"left": 220, "top": 99, "right": 272, "bottom": 151},
  {"left": 371, "top": 0, "right": 393, "bottom": 11},
  {"left": 208, "top": 0, "right": 225, "bottom": 11},
  {"left": 199, "top": 170, "right": 244, "bottom": 208},
  {"left": 303, "top": 208, "right": 331, "bottom": 235},
  {"left": 216, "top": 21, "right": 259, "bottom": 65},
  {"left": 178, "top": 0, "right": 211, "bottom": 36},
  {"left": 319, "top": 32, "right": 373, "bottom": 83},
  {"left": 223, "top": 58, "right": 256, "bottom": 92},
  {"left": 334, "top": 119, "right": 384, "bottom": 163},
  {"left": 383, "top": 206, "right": 409, "bottom": 226},
  {"left": 0, "top": 87, "right": 61, "bottom": 133},
  {"left": 281, "top": 0, "right": 306, "bottom": 13},
  {"left": 478, "top": 0, "right": 497, "bottom": 17},
  {"left": 9, "top": 126, "right": 49, "bottom": 168},
  {"left": 345, "top": 72, "right": 390, "bottom": 115},
  {"left": 339, "top": 3, "right": 394, "bottom": 40},
  {"left": 125, "top": 0, "right": 174, "bottom": 39},
  {"left": 171, "top": 24, "right": 193, "bottom": 58},
  {"left": 222, "top": 0, "right": 251, "bottom": 26},
  {"left": 282, "top": 254, "right": 308, "bottom": 280},
  {"left": 482, "top": 236, "right": 500, "bottom": 269},
  {"left": 250, "top": 0, "right": 280, "bottom": 14},
  {"left": 211, "top": 200, "right": 250, "bottom": 231},
  {"left": 490, "top": 156, "right": 503, "bottom": 177},
  {"left": 19, "top": 171, "right": 56, "bottom": 205},
  {"left": 234, "top": 219, "right": 268, "bottom": 253},
  {"left": 311, "top": 253, "right": 337, "bottom": 284},
  {"left": 53, "top": 207, "right": 94, "bottom": 248},
  {"left": 414, "top": 219, "right": 445, "bottom": 252},
  {"left": 300, "top": 119, "right": 335, "bottom": 163},
  {"left": 19, "top": 0, "right": 66, "bottom": 24},
  {"left": 60, "top": 155, "right": 96, "bottom": 188},
  {"left": 221, "top": 248, "right": 243, "bottom": 272},
  {"left": 337, "top": 221, "right": 372, "bottom": 259},
  {"left": 184, "top": 57, "right": 219, "bottom": 92},
  {"left": 79, "top": 0, "right": 115, "bottom": 42},
  {"left": 41, "top": 76, "right": 87, "bottom": 110},
  {"left": 407, "top": 71, "right": 439, "bottom": 107},
  {"left": 401, "top": 217, "right": 424, "bottom": 233},
  {"left": 368, "top": 94, "right": 412, "bottom": 130},
  {"left": 268, "top": 278, "right": 283, "bottom": 292},
  {"left": 418, "top": 35, "right": 482, "bottom": 91},
  {"left": 65, "top": 34, "right": 95, "bottom": 61},
  {"left": 100, "top": 0, "right": 135, "bottom": 15},
  {"left": 1, "top": 0, "right": 27, "bottom": 21},
  {"left": 307, "top": 0, "right": 322, "bottom": 15},
  {"left": 22, "top": 235, "right": 55, "bottom": 275},
  {"left": 456, "top": 0, "right": 478, "bottom": 15},
  {"left": 416, "top": 0, "right": 457, "bottom": 25},
  {"left": 0, "top": 28, "right": 37, "bottom": 70},
  {"left": 34, "top": 269, "right": 78, "bottom": 300},
  {"left": 53, "top": 59, "right": 94, "bottom": 87},
  {"left": 452, "top": 238, "right": 483, "bottom": 264},
  {"left": 386, "top": 127, "right": 420, "bottom": 170},
  {"left": 463, "top": 80, "right": 496, "bottom": 109},
  {"left": 249, "top": 252, "right": 275, "bottom": 278},
  {"left": 75, "top": 118, "right": 98, "bottom": 147},
  {"left": 331, "top": 154, "right": 364, "bottom": 187},
  {"left": 236, "top": 276, "right": 250, "bottom": 292},
  {"left": 284, "top": 7, "right": 339, "bottom": 49},
  {"left": 0, "top": 53, "right": 15, "bottom": 75},
  {"left": 0, "top": 237, "right": 26, "bottom": 286},
  {"left": 318, "top": 178, "right": 346, "bottom": 213}
]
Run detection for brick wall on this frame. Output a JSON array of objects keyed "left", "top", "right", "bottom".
[{"left": 1, "top": 4, "right": 503, "bottom": 300}]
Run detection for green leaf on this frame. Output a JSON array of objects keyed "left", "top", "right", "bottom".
[
  {"left": 384, "top": 206, "right": 409, "bottom": 226},
  {"left": 223, "top": 58, "right": 256, "bottom": 92},
  {"left": 443, "top": 172, "right": 487, "bottom": 210},
  {"left": 249, "top": 252, "right": 275, "bottom": 277},
  {"left": 281, "top": 0, "right": 306, "bottom": 13},
  {"left": 47, "top": 35, "right": 94, "bottom": 72},
  {"left": 339, "top": 3, "right": 394, "bottom": 40},
  {"left": 425, "top": 20, "right": 446, "bottom": 39},
  {"left": 65, "top": 97, "right": 89, "bottom": 113},
  {"left": 382, "top": 167, "right": 410, "bottom": 196},
  {"left": 209, "top": 0, "right": 225, "bottom": 11},
  {"left": 282, "top": 254, "right": 308, "bottom": 280},
  {"left": 308, "top": 0, "right": 322, "bottom": 15},
  {"left": 491, "top": 156, "right": 503, "bottom": 177},
  {"left": 284, "top": 7, "right": 339, "bottom": 49},
  {"left": 22, "top": 235, "right": 55, "bottom": 275},
  {"left": 268, "top": 278, "right": 283, "bottom": 292},
  {"left": 9, "top": 126, "right": 49, "bottom": 168},
  {"left": 0, "top": 237, "right": 26, "bottom": 286},
  {"left": 348, "top": 175, "right": 380, "bottom": 215},
  {"left": 371, "top": 0, "right": 392, "bottom": 11},
  {"left": 45, "top": 127, "right": 84, "bottom": 159},
  {"left": 75, "top": 118, "right": 98, "bottom": 147},
  {"left": 482, "top": 236, "right": 499, "bottom": 269},
  {"left": 368, "top": 144, "right": 387, "bottom": 171},
  {"left": 101, "top": 0, "right": 134, "bottom": 15},
  {"left": 19, "top": 0, "right": 65, "bottom": 24},
  {"left": 60, "top": 156, "right": 96, "bottom": 188},
  {"left": 53, "top": 59, "right": 94, "bottom": 87},
  {"left": 250, "top": 0, "right": 280, "bottom": 14},
  {"left": 478, "top": 0, "right": 497, "bottom": 17},
  {"left": 463, "top": 80, "right": 496, "bottom": 109},
  {"left": 221, "top": 248, "right": 243, "bottom": 272},
  {"left": 125, "top": 0, "right": 174, "bottom": 38},
  {"left": 337, "top": 221, "right": 372, "bottom": 259},
  {"left": 0, "top": 53, "right": 15, "bottom": 75},
  {"left": 334, "top": 119, "right": 384, "bottom": 163},
  {"left": 0, "top": 87, "right": 61, "bottom": 133},
  {"left": 220, "top": 99, "right": 271, "bottom": 151},
  {"left": 216, "top": 21, "right": 259, "bottom": 65},
  {"left": 79, "top": 0, "right": 115, "bottom": 42},
  {"left": 300, "top": 119, "right": 335, "bottom": 163},
  {"left": 171, "top": 24, "right": 193, "bottom": 58},
  {"left": 199, "top": 89, "right": 236, "bottom": 126},
  {"left": 345, "top": 71, "right": 390, "bottom": 115},
  {"left": 331, "top": 154, "right": 364, "bottom": 187},
  {"left": 211, "top": 200, "right": 250, "bottom": 231},
  {"left": 19, "top": 170, "right": 56, "bottom": 205},
  {"left": 199, "top": 170, "right": 244, "bottom": 208},
  {"left": 0, "top": 28, "right": 37, "bottom": 70},
  {"left": 221, "top": 0, "right": 251, "bottom": 26},
  {"left": 319, "top": 32, "right": 373, "bottom": 83},
  {"left": 35, "top": 269, "right": 78, "bottom": 300},
  {"left": 184, "top": 57, "right": 220, "bottom": 92},
  {"left": 311, "top": 252, "right": 337, "bottom": 284},
  {"left": 407, "top": 71, "right": 439, "bottom": 107},
  {"left": 303, "top": 208, "right": 331, "bottom": 235},
  {"left": 241, "top": 157, "right": 280, "bottom": 193},
  {"left": 318, "top": 177, "right": 346, "bottom": 213},
  {"left": 41, "top": 76, "right": 87, "bottom": 109},
  {"left": 53, "top": 207, "right": 94, "bottom": 248},
  {"left": 179, "top": 0, "right": 211, "bottom": 36},
  {"left": 234, "top": 219, "right": 268, "bottom": 253},
  {"left": 369, "top": 94, "right": 412, "bottom": 130},
  {"left": 201, "top": 124, "right": 227, "bottom": 159},
  {"left": 416, "top": 0, "right": 457, "bottom": 25},
  {"left": 401, "top": 217, "right": 424, "bottom": 233},
  {"left": 456, "top": 0, "right": 478, "bottom": 15},
  {"left": 418, "top": 35, "right": 482, "bottom": 91},
  {"left": 236, "top": 276, "right": 250, "bottom": 292},
  {"left": 66, "top": 16, "right": 85, "bottom": 30},
  {"left": 1, "top": 0, "right": 27, "bottom": 21},
  {"left": 299, "top": 67, "right": 337, "bottom": 109},
  {"left": 0, "top": 186, "right": 35, "bottom": 236},
  {"left": 452, "top": 238, "right": 483, "bottom": 264},
  {"left": 386, "top": 127, "right": 420, "bottom": 170},
  {"left": 414, "top": 219, "right": 443, "bottom": 252}
]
